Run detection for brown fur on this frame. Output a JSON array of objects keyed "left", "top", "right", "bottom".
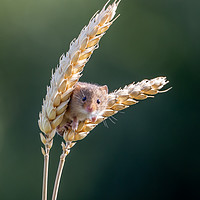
[
  {"left": 57, "top": 82, "right": 108, "bottom": 134},
  {"left": 66, "top": 82, "right": 108, "bottom": 121}
]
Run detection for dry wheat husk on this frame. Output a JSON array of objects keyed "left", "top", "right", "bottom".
[{"left": 38, "top": 0, "right": 121, "bottom": 144}]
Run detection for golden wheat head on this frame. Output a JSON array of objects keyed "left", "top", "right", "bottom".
[
  {"left": 38, "top": 0, "right": 121, "bottom": 147},
  {"left": 62, "top": 77, "right": 171, "bottom": 144}
]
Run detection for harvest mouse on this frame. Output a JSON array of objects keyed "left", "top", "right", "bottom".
[{"left": 56, "top": 82, "right": 108, "bottom": 135}]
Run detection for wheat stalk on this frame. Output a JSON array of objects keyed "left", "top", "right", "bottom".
[
  {"left": 40, "top": 133, "right": 54, "bottom": 200},
  {"left": 52, "top": 141, "right": 75, "bottom": 200},
  {"left": 38, "top": 1, "right": 121, "bottom": 199}
]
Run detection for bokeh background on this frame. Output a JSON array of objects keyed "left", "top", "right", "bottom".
[{"left": 0, "top": 0, "right": 199, "bottom": 199}]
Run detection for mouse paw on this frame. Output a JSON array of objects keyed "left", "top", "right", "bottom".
[
  {"left": 56, "top": 122, "right": 71, "bottom": 136},
  {"left": 71, "top": 122, "right": 78, "bottom": 131},
  {"left": 56, "top": 125, "right": 67, "bottom": 136},
  {"left": 71, "top": 117, "right": 78, "bottom": 131}
]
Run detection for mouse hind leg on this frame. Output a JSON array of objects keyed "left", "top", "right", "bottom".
[
  {"left": 57, "top": 117, "right": 79, "bottom": 133},
  {"left": 56, "top": 118, "right": 72, "bottom": 136}
]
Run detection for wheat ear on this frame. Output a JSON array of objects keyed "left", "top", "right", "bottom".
[
  {"left": 61, "top": 76, "right": 171, "bottom": 143},
  {"left": 38, "top": 0, "right": 120, "bottom": 138}
]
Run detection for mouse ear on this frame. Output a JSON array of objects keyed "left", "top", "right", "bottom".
[
  {"left": 75, "top": 83, "right": 81, "bottom": 90},
  {"left": 100, "top": 85, "right": 108, "bottom": 93}
]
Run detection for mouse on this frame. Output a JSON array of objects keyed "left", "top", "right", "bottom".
[{"left": 56, "top": 82, "right": 108, "bottom": 135}]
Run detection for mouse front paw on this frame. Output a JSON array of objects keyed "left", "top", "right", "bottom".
[
  {"left": 71, "top": 121, "right": 78, "bottom": 131},
  {"left": 71, "top": 117, "right": 78, "bottom": 131}
]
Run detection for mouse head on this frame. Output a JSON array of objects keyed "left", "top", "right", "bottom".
[{"left": 71, "top": 82, "right": 108, "bottom": 122}]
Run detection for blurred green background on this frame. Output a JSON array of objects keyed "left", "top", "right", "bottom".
[{"left": 0, "top": 0, "right": 199, "bottom": 199}]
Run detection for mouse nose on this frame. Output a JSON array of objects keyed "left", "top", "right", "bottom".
[
  {"left": 91, "top": 116, "right": 97, "bottom": 123},
  {"left": 86, "top": 105, "right": 94, "bottom": 113}
]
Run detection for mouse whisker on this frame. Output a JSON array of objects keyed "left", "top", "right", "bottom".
[
  {"left": 119, "top": 111, "right": 125, "bottom": 114},
  {"left": 110, "top": 115, "right": 118, "bottom": 121},
  {"left": 103, "top": 120, "right": 109, "bottom": 128},
  {"left": 108, "top": 117, "right": 116, "bottom": 124}
]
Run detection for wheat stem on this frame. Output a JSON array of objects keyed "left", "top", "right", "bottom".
[
  {"left": 52, "top": 141, "right": 73, "bottom": 200},
  {"left": 52, "top": 154, "right": 66, "bottom": 200},
  {"left": 40, "top": 133, "right": 54, "bottom": 200},
  {"left": 42, "top": 146, "right": 50, "bottom": 200}
]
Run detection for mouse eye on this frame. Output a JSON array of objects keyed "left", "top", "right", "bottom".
[
  {"left": 97, "top": 99, "right": 100, "bottom": 104},
  {"left": 82, "top": 96, "right": 86, "bottom": 101}
]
